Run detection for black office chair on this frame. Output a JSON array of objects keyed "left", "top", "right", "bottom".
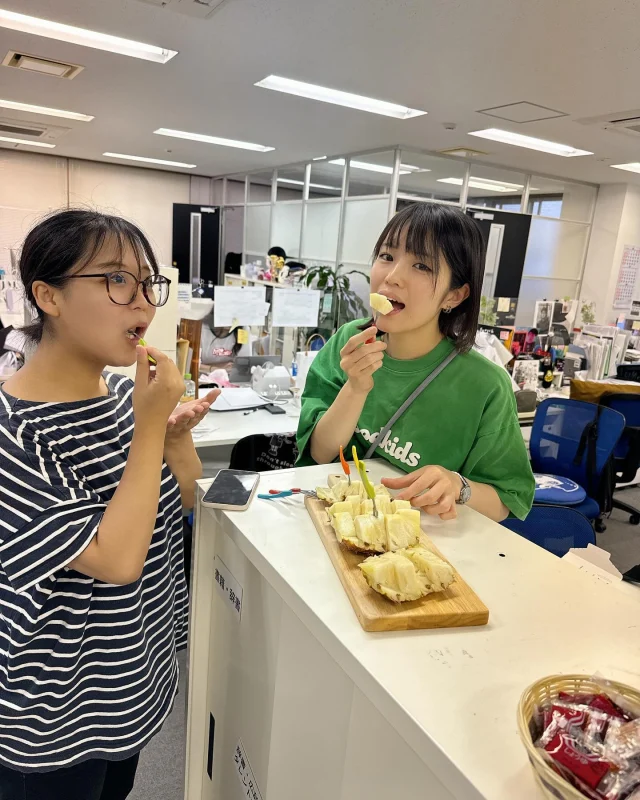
[{"left": 600, "top": 392, "right": 640, "bottom": 525}]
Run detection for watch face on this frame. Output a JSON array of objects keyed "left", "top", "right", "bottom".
[{"left": 460, "top": 483, "right": 472, "bottom": 504}]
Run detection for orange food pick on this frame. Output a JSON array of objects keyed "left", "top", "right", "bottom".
[{"left": 339, "top": 445, "right": 350, "bottom": 477}]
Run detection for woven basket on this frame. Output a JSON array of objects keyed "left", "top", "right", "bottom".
[{"left": 517, "top": 674, "right": 640, "bottom": 800}]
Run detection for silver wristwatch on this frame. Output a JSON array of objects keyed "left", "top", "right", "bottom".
[{"left": 454, "top": 472, "right": 472, "bottom": 505}]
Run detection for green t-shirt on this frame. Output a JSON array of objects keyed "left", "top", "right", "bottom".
[{"left": 297, "top": 320, "right": 534, "bottom": 520}]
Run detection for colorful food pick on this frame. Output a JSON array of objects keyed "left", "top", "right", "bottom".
[
  {"left": 351, "top": 445, "right": 360, "bottom": 472},
  {"left": 138, "top": 337, "right": 157, "bottom": 365},
  {"left": 339, "top": 445, "right": 351, "bottom": 485},
  {"left": 357, "top": 460, "right": 378, "bottom": 517}
]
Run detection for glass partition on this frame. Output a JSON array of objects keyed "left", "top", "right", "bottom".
[
  {"left": 248, "top": 170, "right": 273, "bottom": 203},
  {"left": 467, "top": 165, "right": 527, "bottom": 211},
  {"left": 302, "top": 200, "right": 340, "bottom": 262},
  {"left": 515, "top": 278, "right": 581, "bottom": 328},
  {"left": 523, "top": 218, "right": 590, "bottom": 281},
  {"left": 345, "top": 151, "right": 395, "bottom": 197},
  {"left": 342, "top": 198, "right": 389, "bottom": 265},
  {"left": 276, "top": 165, "right": 306, "bottom": 201},
  {"left": 225, "top": 176, "right": 246, "bottom": 204},
  {"left": 527, "top": 177, "right": 596, "bottom": 222},
  {"left": 308, "top": 160, "right": 343, "bottom": 199},
  {"left": 398, "top": 151, "right": 466, "bottom": 204},
  {"left": 245, "top": 204, "right": 270, "bottom": 257},
  {"left": 272, "top": 201, "right": 302, "bottom": 258}
]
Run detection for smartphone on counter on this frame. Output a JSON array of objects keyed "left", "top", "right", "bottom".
[
  {"left": 202, "top": 469, "right": 260, "bottom": 511},
  {"left": 263, "top": 403, "right": 286, "bottom": 415}
]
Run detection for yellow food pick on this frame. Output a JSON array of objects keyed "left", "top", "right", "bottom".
[
  {"left": 351, "top": 445, "right": 360, "bottom": 472},
  {"left": 138, "top": 337, "right": 157, "bottom": 365},
  {"left": 357, "top": 461, "right": 376, "bottom": 501}
]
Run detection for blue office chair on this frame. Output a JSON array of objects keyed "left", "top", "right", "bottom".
[
  {"left": 502, "top": 505, "right": 596, "bottom": 557},
  {"left": 600, "top": 392, "right": 640, "bottom": 525},
  {"left": 530, "top": 398, "right": 625, "bottom": 531}
]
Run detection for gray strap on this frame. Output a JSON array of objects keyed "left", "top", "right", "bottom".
[{"left": 364, "top": 349, "right": 458, "bottom": 459}]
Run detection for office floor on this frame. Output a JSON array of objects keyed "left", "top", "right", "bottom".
[{"left": 130, "top": 491, "right": 640, "bottom": 800}]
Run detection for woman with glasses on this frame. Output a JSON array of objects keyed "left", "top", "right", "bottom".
[{"left": 0, "top": 209, "right": 218, "bottom": 799}]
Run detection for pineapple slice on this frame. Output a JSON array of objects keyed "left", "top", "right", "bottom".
[
  {"left": 360, "top": 497, "right": 392, "bottom": 516},
  {"left": 359, "top": 546, "right": 455, "bottom": 603},
  {"left": 374, "top": 483, "right": 391, "bottom": 496},
  {"left": 370, "top": 293, "right": 394, "bottom": 316},
  {"left": 352, "top": 515, "right": 386, "bottom": 553},
  {"left": 331, "top": 512, "right": 356, "bottom": 544},
  {"left": 316, "top": 486, "right": 340, "bottom": 503},
  {"left": 391, "top": 499, "right": 412, "bottom": 513},
  {"left": 345, "top": 480, "right": 364, "bottom": 500},
  {"left": 402, "top": 546, "right": 454, "bottom": 593},
  {"left": 327, "top": 501, "right": 356, "bottom": 518},
  {"left": 359, "top": 551, "right": 425, "bottom": 603},
  {"left": 384, "top": 512, "right": 420, "bottom": 552}
]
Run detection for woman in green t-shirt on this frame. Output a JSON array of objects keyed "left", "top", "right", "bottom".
[{"left": 297, "top": 202, "right": 534, "bottom": 522}]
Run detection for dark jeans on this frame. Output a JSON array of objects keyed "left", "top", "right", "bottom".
[{"left": 0, "top": 753, "right": 139, "bottom": 800}]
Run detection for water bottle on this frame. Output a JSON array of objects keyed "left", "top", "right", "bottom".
[
  {"left": 290, "top": 357, "right": 298, "bottom": 389},
  {"left": 183, "top": 373, "right": 196, "bottom": 402}
]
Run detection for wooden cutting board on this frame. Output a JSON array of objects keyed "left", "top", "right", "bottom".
[{"left": 305, "top": 497, "right": 489, "bottom": 632}]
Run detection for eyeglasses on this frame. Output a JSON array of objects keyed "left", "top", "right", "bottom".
[{"left": 69, "top": 270, "right": 171, "bottom": 307}]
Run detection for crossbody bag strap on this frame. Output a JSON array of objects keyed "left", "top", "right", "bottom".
[{"left": 363, "top": 349, "right": 458, "bottom": 459}]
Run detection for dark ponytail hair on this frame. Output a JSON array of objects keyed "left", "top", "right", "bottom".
[
  {"left": 19, "top": 209, "right": 159, "bottom": 343},
  {"left": 368, "top": 202, "right": 485, "bottom": 353}
]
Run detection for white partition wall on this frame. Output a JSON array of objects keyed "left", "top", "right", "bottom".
[
  {"left": 301, "top": 201, "right": 341, "bottom": 263},
  {"left": 271, "top": 202, "right": 302, "bottom": 258},
  {"left": 245, "top": 204, "right": 271, "bottom": 259}
]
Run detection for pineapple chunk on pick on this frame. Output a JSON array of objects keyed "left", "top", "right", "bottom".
[{"left": 370, "top": 293, "right": 394, "bottom": 316}]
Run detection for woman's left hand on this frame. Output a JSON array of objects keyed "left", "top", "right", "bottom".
[
  {"left": 165, "top": 389, "right": 220, "bottom": 441},
  {"left": 382, "top": 465, "right": 462, "bottom": 520}
]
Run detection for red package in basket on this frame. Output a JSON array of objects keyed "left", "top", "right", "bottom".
[
  {"left": 552, "top": 704, "right": 591, "bottom": 735},
  {"left": 590, "top": 695, "right": 628, "bottom": 721},
  {"left": 544, "top": 731, "right": 613, "bottom": 790}
]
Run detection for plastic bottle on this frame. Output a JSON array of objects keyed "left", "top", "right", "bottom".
[
  {"left": 183, "top": 373, "right": 196, "bottom": 402},
  {"left": 290, "top": 357, "right": 298, "bottom": 389}
]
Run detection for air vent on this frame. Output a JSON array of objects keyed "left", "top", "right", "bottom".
[
  {"left": 576, "top": 109, "right": 640, "bottom": 139},
  {"left": 0, "top": 116, "right": 71, "bottom": 141},
  {"left": 136, "top": 0, "right": 228, "bottom": 18},
  {"left": 2, "top": 51, "right": 84, "bottom": 80},
  {"left": 438, "top": 147, "right": 489, "bottom": 158}
]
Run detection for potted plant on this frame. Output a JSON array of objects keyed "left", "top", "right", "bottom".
[{"left": 304, "top": 264, "right": 370, "bottom": 334}]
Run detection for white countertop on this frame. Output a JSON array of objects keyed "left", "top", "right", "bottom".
[
  {"left": 200, "top": 461, "right": 640, "bottom": 800},
  {"left": 192, "top": 403, "right": 299, "bottom": 448}
]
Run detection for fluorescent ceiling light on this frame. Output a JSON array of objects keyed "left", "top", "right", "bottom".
[
  {"left": 438, "top": 176, "right": 524, "bottom": 193},
  {"left": 329, "top": 158, "right": 424, "bottom": 176},
  {"left": 154, "top": 128, "right": 274, "bottom": 152},
  {"left": 312, "top": 155, "right": 327, "bottom": 161},
  {"left": 255, "top": 75, "right": 427, "bottom": 120},
  {"left": 103, "top": 152, "right": 196, "bottom": 168},
  {"left": 610, "top": 163, "right": 640, "bottom": 175},
  {"left": 277, "top": 178, "right": 339, "bottom": 191},
  {"left": 0, "top": 135, "right": 55, "bottom": 148},
  {"left": 0, "top": 98, "right": 93, "bottom": 122},
  {"left": 468, "top": 128, "right": 592, "bottom": 157},
  {"left": 0, "top": 8, "right": 177, "bottom": 63}
]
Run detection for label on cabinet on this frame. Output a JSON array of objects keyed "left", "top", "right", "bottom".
[
  {"left": 234, "top": 739, "right": 263, "bottom": 800},
  {"left": 214, "top": 555, "right": 243, "bottom": 621}
]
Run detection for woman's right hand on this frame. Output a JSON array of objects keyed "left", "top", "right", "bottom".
[
  {"left": 340, "top": 326, "right": 386, "bottom": 395},
  {"left": 133, "top": 345, "right": 185, "bottom": 429}
]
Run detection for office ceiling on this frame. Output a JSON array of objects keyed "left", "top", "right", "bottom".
[{"left": 1, "top": 0, "right": 640, "bottom": 187}]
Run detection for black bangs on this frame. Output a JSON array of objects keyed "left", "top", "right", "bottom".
[
  {"left": 373, "top": 203, "right": 441, "bottom": 271},
  {"left": 72, "top": 215, "right": 160, "bottom": 276}
]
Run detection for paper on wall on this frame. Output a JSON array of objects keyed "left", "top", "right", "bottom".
[
  {"left": 271, "top": 288, "right": 321, "bottom": 327},
  {"left": 214, "top": 286, "right": 267, "bottom": 326}
]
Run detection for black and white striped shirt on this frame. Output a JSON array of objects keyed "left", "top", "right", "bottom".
[{"left": 0, "top": 373, "right": 188, "bottom": 772}]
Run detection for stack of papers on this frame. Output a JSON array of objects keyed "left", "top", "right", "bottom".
[{"left": 211, "top": 388, "right": 268, "bottom": 412}]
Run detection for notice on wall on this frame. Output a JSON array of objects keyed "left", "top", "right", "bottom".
[
  {"left": 214, "top": 555, "right": 243, "bottom": 621},
  {"left": 234, "top": 740, "right": 263, "bottom": 800},
  {"left": 271, "top": 288, "right": 321, "bottom": 327},
  {"left": 613, "top": 245, "right": 640, "bottom": 309},
  {"left": 214, "top": 286, "right": 267, "bottom": 326},
  {"left": 630, "top": 299, "right": 640, "bottom": 319}
]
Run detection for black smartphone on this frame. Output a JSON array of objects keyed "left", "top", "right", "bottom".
[
  {"left": 263, "top": 403, "right": 286, "bottom": 415},
  {"left": 202, "top": 469, "right": 260, "bottom": 511}
]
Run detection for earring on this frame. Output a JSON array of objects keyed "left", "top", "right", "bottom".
[{"left": 443, "top": 306, "right": 452, "bottom": 314}]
